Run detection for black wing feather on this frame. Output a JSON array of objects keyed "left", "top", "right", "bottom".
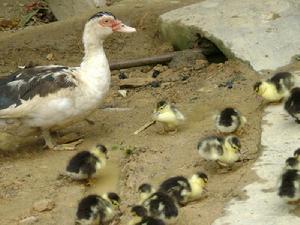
[{"left": 0, "top": 66, "right": 76, "bottom": 110}]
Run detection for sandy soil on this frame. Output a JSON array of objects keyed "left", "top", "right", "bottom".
[{"left": 0, "top": 0, "right": 263, "bottom": 224}]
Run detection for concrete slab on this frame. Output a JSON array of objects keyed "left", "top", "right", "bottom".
[
  {"left": 159, "top": 0, "right": 300, "bottom": 72},
  {"left": 212, "top": 71, "right": 300, "bottom": 225}
]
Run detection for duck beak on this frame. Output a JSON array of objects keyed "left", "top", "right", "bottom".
[{"left": 113, "top": 20, "right": 136, "bottom": 33}]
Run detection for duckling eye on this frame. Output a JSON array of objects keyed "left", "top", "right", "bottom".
[{"left": 160, "top": 106, "right": 164, "bottom": 110}]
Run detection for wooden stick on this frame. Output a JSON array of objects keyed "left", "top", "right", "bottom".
[
  {"left": 109, "top": 48, "right": 217, "bottom": 71},
  {"left": 134, "top": 120, "right": 156, "bottom": 135},
  {"left": 110, "top": 53, "right": 174, "bottom": 70}
]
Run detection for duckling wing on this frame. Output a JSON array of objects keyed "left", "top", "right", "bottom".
[
  {"left": 270, "top": 72, "right": 294, "bottom": 90},
  {"left": 66, "top": 151, "right": 92, "bottom": 173},
  {"left": 284, "top": 89, "right": 300, "bottom": 117},
  {"left": 278, "top": 169, "right": 300, "bottom": 200},
  {"left": 171, "top": 106, "right": 185, "bottom": 121},
  {"left": 159, "top": 176, "right": 191, "bottom": 203},
  {"left": 146, "top": 193, "right": 178, "bottom": 219},
  {"left": 0, "top": 65, "right": 78, "bottom": 118},
  {"left": 81, "top": 154, "right": 99, "bottom": 178},
  {"left": 198, "top": 136, "right": 223, "bottom": 160}
]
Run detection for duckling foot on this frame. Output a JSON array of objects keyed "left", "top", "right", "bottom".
[
  {"left": 85, "top": 178, "right": 97, "bottom": 187},
  {"left": 217, "top": 167, "right": 232, "bottom": 174}
]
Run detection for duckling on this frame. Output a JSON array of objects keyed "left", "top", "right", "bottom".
[
  {"left": 278, "top": 169, "right": 300, "bottom": 203},
  {"left": 65, "top": 144, "right": 108, "bottom": 181},
  {"left": 76, "top": 192, "right": 120, "bottom": 225},
  {"left": 284, "top": 87, "right": 300, "bottom": 123},
  {"left": 197, "top": 135, "right": 241, "bottom": 167},
  {"left": 138, "top": 183, "right": 156, "bottom": 204},
  {"left": 285, "top": 157, "right": 300, "bottom": 171},
  {"left": 152, "top": 100, "right": 185, "bottom": 132},
  {"left": 254, "top": 72, "right": 294, "bottom": 102},
  {"left": 128, "top": 205, "right": 165, "bottom": 225},
  {"left": 214, "top": 107, "right": 247, "bottom": 134},
  {"left": 158, "top": 172, "right": 208, "bottom": 206},
  {"left": 141, "top": 192, "right": 178, "bottom": 224}
]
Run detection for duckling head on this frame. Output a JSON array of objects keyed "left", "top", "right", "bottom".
[
  {"left": 285, "top": 157, "right": 298, "bottom": 170},
  {"left": 91, "top": 144, "right": 108, "bottom": 160},
  {"left": 152, "top": 101, "right": 171, "bottom": 120},
  {"left": 224, "top": 135, "right": 241, "bottom": 153},
  {"left": 102, "top": 192, "right": 121, "bottom": 209},
  {"left": 138, "top": 183, "right": 156, "bottom": 202},
  {"left": 128, "top": 205, "right": 147, "bottom": 225},
  {"left": 131, "top": 205, "right": 148, "bottom": 218},
  {"left": 294, "top": 148, "right": 300, "bottom": 159},
  {"left": 253, "top": 81, "right": 263, "bottom": 95},
  {"left": 188, "top": 172, "right": 208, "bottom": 198}
]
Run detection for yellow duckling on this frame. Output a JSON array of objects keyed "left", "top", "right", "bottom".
[
  {"left": 197, "top": 135, "right": 241, "bottom": 167},
  {"left": 138, "top": 183, "right": 178, "bottom": 224},
  {"left": 75, "top": 192, "right": 120, "bottom": 225},
  {"left": 214, "top": 107, "right": 247, "bottom": 134},
  {"left": 158, "top": 172, "right": 208, "bottom": 206},
  {"left": 65, "top": 144, "right": 108, "bottom": 181},
  {"left": 254, "top": 72, "right": 294, "bottom": 102},
  {"left": 278, "top": 169, "right": 300, "bottom": 204},
  {"left": 152, "top": 100, "right": 185, "bottom": 132}
]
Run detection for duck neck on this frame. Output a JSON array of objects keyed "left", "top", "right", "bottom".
[{"left": 79, "top": 29, "right": 110, "bottom": 78}]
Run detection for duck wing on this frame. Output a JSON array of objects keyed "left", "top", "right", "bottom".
[{"left": 0, "top": 65, "right": 78, "bottom": 117}]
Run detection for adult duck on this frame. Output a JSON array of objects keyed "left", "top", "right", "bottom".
[{"left": 0, "top": 12, "right": 136, "bottom": 150}]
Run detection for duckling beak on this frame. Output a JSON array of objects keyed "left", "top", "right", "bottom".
[
  {"left": 113, "top": 20, "right": 136, "bottom": 33},
  {"left": 152, "top": 111, "right": 160, "bottom": 118}
]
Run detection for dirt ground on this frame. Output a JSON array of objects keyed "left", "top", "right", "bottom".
[{"left": 0, "top": 0, "right": 263, "bottom": 224}]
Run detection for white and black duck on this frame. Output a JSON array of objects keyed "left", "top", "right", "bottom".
[{"left": 0, "top": 12, "right": 136, "bottom": 150}]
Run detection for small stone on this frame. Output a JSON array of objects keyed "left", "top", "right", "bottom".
[
  {"left": 119, "top": 71, "right": 128, "bottom": 80},
  {"left": 180, "top": 74, "right": 189, "bottom": 81},
  {"left": 153, "top": 64, "right": 168, "bottom": 72},
  {"left": 19, "top": 216, "right": 38, "bottom": 224},
  {"left": 46, "top": 53, "right": 54, "bottom": 61},
  {"left": 150, "top": 80, "right": 160, "bottom": 88},
  {"left": 33, "top": 199, "right": 55, "bottom": 212},
  {"left": 152, "top": 70, "right": 160, "bottom": 78},
  {"left": 118, "top": 90, "right": 127, "bottom": 97}
]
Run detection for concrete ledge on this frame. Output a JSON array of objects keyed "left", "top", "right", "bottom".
[{"left": 159, "top": 0, "right": 300, "bottom": 72}]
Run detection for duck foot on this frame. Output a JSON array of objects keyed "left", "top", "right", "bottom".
[
  {"left": 56, "top": 132, "right": 84, "bottom": 145},
  {"left": 42, "top": 130, "right": 83, "bottom": 151}
]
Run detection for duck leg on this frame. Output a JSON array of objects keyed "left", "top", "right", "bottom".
[{"left": 42, "top": 130, "right": 83, "bottom": 151}]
